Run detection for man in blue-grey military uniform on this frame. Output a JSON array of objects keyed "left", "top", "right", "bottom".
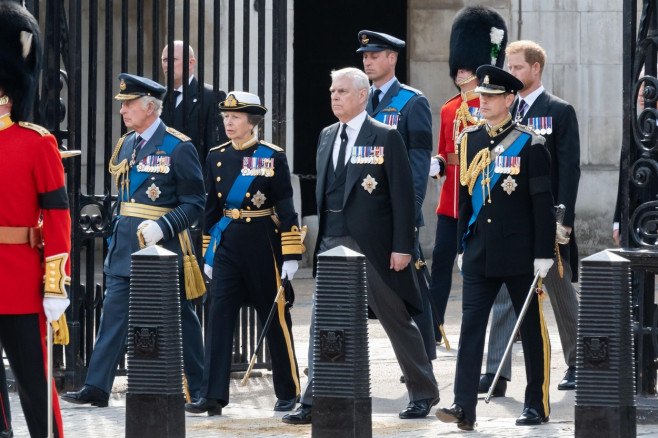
[
  {"left": 359, "top": 30, "right": 436, "bottom": 363},
  {"left": 61, "top": 73, "right": 206, "bottom": 407}
]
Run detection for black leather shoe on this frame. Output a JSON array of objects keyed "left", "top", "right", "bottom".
[
  {"left": 1, "top": 428, "right": 13, "bottom": 438},
  {"left": 184, "top": 398, "right": 222, "bottom": 416},
  {"left": 282, "top": 403, "right": 312, "bottom": 424},
  {"left": 477, "top": 373, "right": 507, "bottom": 397},
  {"left": 398, "top": 396, "right": 439, "bottom": 419},
  {"left": 558, "top": 366, "right": 576, "bottom": 390},
  {"left": 61, "top": 385, "right": 109, "bottom": 407},
  {"left": 515, "top": 407, "right": 549, "bottom": 425},
  {"left": 436, "top": 404, "right": 475, "bottom": 431},
  {"left": 274, "top": 395, "right": 300, "bottom": 411}
]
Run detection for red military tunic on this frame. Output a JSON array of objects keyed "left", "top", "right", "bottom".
[
  {"left": 0, "top": 115, "right": 71, "bottom": 314},
  {"left": 435, "top": 90, "right": 481, "bottom": 218}
]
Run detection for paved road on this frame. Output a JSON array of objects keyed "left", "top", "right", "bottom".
[{"left": 6, "top": 268, "right": 657, "bottom": 436}]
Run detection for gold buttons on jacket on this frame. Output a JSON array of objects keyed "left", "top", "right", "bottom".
[
  {"left": 487, "top": 219, "right": 492, "bottom": 223},
  {"left": 216, "top": 177, "right": 221, "bottom": 182},
  {"left": 218, "top": 193, "right": 222, "bottom": 198},
  {"left": 220, "top": 148, "right": 226, "bottom": 153},
  {"left": 246, "top": 218, "right": 251, "bottom": 223},
  {"left": 216, "top": 161, "right": 222, "bottom": 167},
  {"left": 246, "top": 192, "right": 251, "bottom": 198}
]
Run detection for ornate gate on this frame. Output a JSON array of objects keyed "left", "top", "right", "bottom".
[
  {"left": 620, "top": 0, "right": 658, "bottom": 396},
  {"left": 25, "top": 0, "right": 288, "bottom": 390}
]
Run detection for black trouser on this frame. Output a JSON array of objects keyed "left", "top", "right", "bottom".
[
  {"left": 454, "top": 272, "right": 551, "bottom": 422},
  {"left": 0, "top": 314, "right": 62, "bottom": 437},
  {"left": 201, "top": 220, "right": 300, "bottom": 405}
]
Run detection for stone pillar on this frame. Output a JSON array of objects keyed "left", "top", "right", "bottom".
[
  {"left": 576, "top": 250, "right": 635, "bottom": 438},
  {"left": 312, "top": 245, "right": 371, "bottom": 438},
  {"left": 125, "top": 245, "right": 185, "bottom": 438}
]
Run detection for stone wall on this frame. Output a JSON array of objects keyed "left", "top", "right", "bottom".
[{"left": 408, "top": 0, "right": 626, "bottom": 259}]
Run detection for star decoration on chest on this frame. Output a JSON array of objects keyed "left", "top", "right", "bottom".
[
  {"left": 251, "top": 190, "right": 266, "bottom": 208},
  {"left": 146, "top": 183, "right": 161, "bottom": 201},
  {"left": 361, "top": 174, "right": 378, "bottom": 194},
  {"left": 501, "top": 175, "right": 517, "bottom": 195}
]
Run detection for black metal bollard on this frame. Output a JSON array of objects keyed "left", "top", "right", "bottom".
[
  {"left": 312, "top": 245, "right": 371, "bottom": 438},
  {"left": 125, "top": 246, "right": 185, "bottom": 438},
  {"left": 576, "top": 250, "right": 635, "bottom": 438}
]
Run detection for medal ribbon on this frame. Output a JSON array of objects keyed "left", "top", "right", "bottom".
[{"left": 204, "top": 145, "right": 276, "bottom": 265}]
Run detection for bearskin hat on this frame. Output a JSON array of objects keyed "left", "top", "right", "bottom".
[
  {"left": 449, "top": 6, "right": 508, "bottom": 81},
  {"left": 0, "top": 1, "right": 42, "bottom": 121}
]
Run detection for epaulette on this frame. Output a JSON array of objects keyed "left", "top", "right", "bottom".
[
  {"left": 208, "top": 140, "right": 231, "bottom": 153},
  {"left": 165, "top": 126, "right": 191, "bottom": 142},
  {"left": 514, "top": 123, "right": 546, "bottom": 145},
  {"left": 399, "top": 83, "right": 422, "bottom": 96},
  {"left": 456, "top": 123, "right": 483, "bottom": 143},
  {"left": 18, "top": 121, "right": 50, "bottom": 136},
  {"left": 259, "top": 140, "right": 284, "bottom": 152}
]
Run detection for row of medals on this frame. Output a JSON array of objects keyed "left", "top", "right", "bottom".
[
  {"left": 137, "top": 155, "right": 171, "bottom": 173},
  {"left": 241, "top": 156, "right": 275, "bottom": 177},
  {"left": 493, "top": 155, "right": 521, "bottom": 175},
  {"left": 351, "top": 146, "right": 385, "bottom": 165},
  {"left": 526, "top": 117, "right": 552, "bottom": 135}
]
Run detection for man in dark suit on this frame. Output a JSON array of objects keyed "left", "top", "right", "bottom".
[
  {"left": 161, "top": 41, "right": 228, "bottom": 167},
  {"left": 282, "top": 67, "right": 439, "bottom": 425},
  {"left": 435, "top": 66, "right": 555, "bottom": 430},
  {"left": 478, "top": 40, "right": 581, "bottom": 395},
  {"left": 358, "top": 30, "right": 436, "bottom": 364}
]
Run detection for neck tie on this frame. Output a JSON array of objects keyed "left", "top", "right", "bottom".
[
  {"left": 335, "top": 124, "right": 348, "bottom": 174},
  {"left": 130, "top": 136, "right": 146, "bottom": 166},
  {"left": 516, "top": 99, "right": 528, "bottom": 121},
  {"left": 172, "top": 90, "right": 182, "bottom": 107},
  {"left": 372, "top": 89, "right": 382, "bottom": 110}
]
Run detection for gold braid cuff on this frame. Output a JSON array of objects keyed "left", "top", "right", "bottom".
[
  {"left": 281, "top": 225, "right": 304, "bottom": 256},
  {"left": 44, "top": 253, "right": 70, "bottom": 298},
  {"left": 202, "top": 234, "right": 211, "bottom": 257}
]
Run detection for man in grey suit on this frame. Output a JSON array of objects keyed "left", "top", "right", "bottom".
[
  {"left": 282, "top": 67, "right": 439, "bottom": 425},
  {"left": 479, "top": 40, "right": 581, "bottom": 395}
]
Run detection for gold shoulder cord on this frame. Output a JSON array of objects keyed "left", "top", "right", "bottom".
[
  {"left": 459, "top": 132, "right": 492, "bottom": 203},
  {"left": 453, "top": 100, "right": 478, "bottom": 141},
  {"left": 108, "top": 135, "right": 130, "bottom": 201}
]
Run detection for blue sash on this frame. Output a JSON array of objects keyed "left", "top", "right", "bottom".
[
  {"left": 127, "top": 134, "right": 179, "bottom": 198},
  {"left": 204, "top": 145, "right": 275, "bottom": 265},
  {"left": 373, "top": 88, "right": 415, "bottom": 124},
  {"left": 462, "top": 132, "right": 530, "bottom": 250}
]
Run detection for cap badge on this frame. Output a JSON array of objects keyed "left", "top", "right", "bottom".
[
  {"left": 225, "top": 94, "right": 238, "bottom": 107},
  {"left": 361, "top": 35, "right": 369, "bottom": 45},
  {"left": 120, "top": 78, "right": 126, "bottom": 91},
  {"left": 483, "top": 75, "right": 490, "bottom": 85}
]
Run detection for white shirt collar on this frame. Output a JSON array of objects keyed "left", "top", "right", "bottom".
[{"left": 519, "top": 85, "right": 544, "bottom": 109}]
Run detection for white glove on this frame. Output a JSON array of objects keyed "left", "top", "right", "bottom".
[
  {"left": 281, "top": 260, "right": 299, "bottom": 281},
  {"left": 533, "top": 258, "right": 554, "bottom": 278},
  {"left": 204, "top": 263, "right": 213, "bottom": 280},
  {"left": 429, "top": 157, "right": 443, "bottom": 177},
  {"left": 43, "top": 297, "right": 70, "bottom": 323},
  {"left": 457, "top": 253, "right": 463, "bottom": 271},
  {"left": 138, "top": 220, "right": 164, "bottom": 246}
]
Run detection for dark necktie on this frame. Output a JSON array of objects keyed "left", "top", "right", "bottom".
[
  {"left": 335, "top": 124, "right": 348, "bottom": 174},
  {"left": 372, "top": 89, "right": 382, "bottom": 110},
  {"left": 516, "top": 99, "right": 528, "bottom": 121},
  {"left": 172, "top": 90, "right": 182, "bottom": 107},
  {"left": 130, "top": 136, "right": 146, "bottom": 166}
]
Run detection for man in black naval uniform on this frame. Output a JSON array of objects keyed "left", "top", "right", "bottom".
[
  {"left": 358, "top": 30, "right": 436, "bottom": 364},
  {"left": 62, "top": 73, "right": 206, "bottom": 406},
  {"left": 435, "top": 66, "right": 555, "bottom": 430},
  {"left": 185, "top": 91, "right": 303, "bottom": 415},
  {"left": 282, "top": 67, "right": 439, "bottom": 425},
  {"left": 161, "top": 40, "right": 228, "bottom": 167}
]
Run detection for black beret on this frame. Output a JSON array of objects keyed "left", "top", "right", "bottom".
[{"left": 356, "top": 30, "right": 405, "bottom": 53}]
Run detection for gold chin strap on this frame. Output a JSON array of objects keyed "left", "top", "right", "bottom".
[{"left": 455, "top": 74, "right": 477, "bottom": 87}]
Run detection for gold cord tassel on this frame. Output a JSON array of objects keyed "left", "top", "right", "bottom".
[
  {"left": 179, "top": 233, "right": 206, "bottom": 300},
  {"left": 555, "top": 241, "right": 564, "bottom": 279}
]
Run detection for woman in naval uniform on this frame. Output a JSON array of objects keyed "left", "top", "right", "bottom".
[{"left": 185, "top": 91, "right": 303, "bottom": 416}]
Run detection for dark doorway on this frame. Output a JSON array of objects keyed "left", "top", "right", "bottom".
[{"left": 293, "top": 0, "right": 408, "bottom": 216}]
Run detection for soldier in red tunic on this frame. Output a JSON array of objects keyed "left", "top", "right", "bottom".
[
  {"left": 428, "top": 6, "right": 508, "bottom": 344},
  {"left": 0, "top": 3, "right": 70, "bottom": 437}
]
